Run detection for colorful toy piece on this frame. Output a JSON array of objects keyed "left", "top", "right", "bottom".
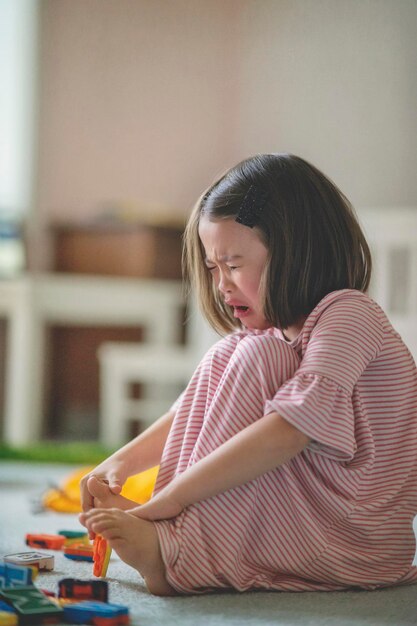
[
  {"left": 58, "top": 530, "right": 89, "bottom": 539},
  {"left": 3, "top": 552, "right": 54, "bottom": 571},
  {"left": 58, "top": 530, "right": 90, "bottom": 547},
  {"left": 64, "top": 543, "right": 94, "bottom": 562},
  {"left": 0, "top": 602, "right": 16, "bottom": 614},
  {"left": 0, "top": 611, "right": 17, "bottom": 626},
  {"left": 63, "top": 601, "right": 129, "bottom": 626},
  {"left": 25, "top": 533, "right": 66, "bottom": 551},
  {"left": 0, "top": 561, "right": 37, "bottom": 588},
  {"left": 58, "top": 578, "right": 108, "bottom": 602},
  {"left": 0, "top": 586, "right": 63, "bottom": 624},
  {"left": 93, "top": 536, "right": 112, "bottom": 578}
]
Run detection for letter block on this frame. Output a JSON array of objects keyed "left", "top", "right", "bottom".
[
  {"left": 0, "top": 562, "right": 36, "bottom": 588},
  {"left": 63, "top": 601, "right": 129, "bottom": 625},
  {"left": 0, "top": 587, "right": 63, "bottom": 623}
]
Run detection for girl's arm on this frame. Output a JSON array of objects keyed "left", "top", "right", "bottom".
[
  {"left": 80, "top": 409, "right": 175, "bottom": 511},
  {"left": 131, "top": 411, "right": 309, "bottom": 520}
]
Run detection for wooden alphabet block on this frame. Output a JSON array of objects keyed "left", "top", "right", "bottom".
[
  {"left": 0, "top": 562, "right": 36, "bottom": 588},
  {"left": 0, "top": 587, "right": 63, "bottom": 624}
]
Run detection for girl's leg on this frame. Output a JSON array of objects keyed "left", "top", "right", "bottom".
[
  {"left": 182, "top": 332, "right": 301, "bottom": 460},
  {"left": 82, "top": 333, "right": 301, "bottom": 595},
  {"left": 155, "top": 333, "right": 301, "bottom": 593},
  {"left": 155, "top": 332, "right": 300, "bottom": 490}
]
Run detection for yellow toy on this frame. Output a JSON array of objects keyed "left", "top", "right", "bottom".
[{"left": 0, "top": 612, "right": 18, "bottom": 626}]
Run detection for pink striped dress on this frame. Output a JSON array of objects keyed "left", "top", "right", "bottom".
[{"left": 154, "top": 289, "right": 417, "bottom": 593}]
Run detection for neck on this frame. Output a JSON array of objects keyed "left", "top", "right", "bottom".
[{"left": 282, "top": 317, "right": 306, "bottom": 341}]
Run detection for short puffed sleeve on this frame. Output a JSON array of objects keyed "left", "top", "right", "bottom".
[{"left": 265, "top": 291, "right": 385, "bottom": 461}]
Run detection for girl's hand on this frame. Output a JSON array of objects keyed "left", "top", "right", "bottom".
[
  {"left": 129, "top": 489, "right": 185, "bottom": 521},
  {"left": 80, "top": 460, "right": 126, "bottom": 512}
]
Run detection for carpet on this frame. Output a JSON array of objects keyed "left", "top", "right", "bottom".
[{"left": 1, "top": 461, "right": 416, "bottom": 626}]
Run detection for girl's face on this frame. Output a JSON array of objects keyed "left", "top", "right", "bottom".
[{"left": 198, "top": 216, "right": 271, "bottom": 330}]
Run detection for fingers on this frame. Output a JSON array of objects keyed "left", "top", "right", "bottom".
[
  {"left": 80, "top": 479, "right": 95, "bottom": 513},
  {"left": 83, "top": 473, "right": 123, "bottom": 504},
  {"left": 106, "top": 471, "right": 123, "bottom": 494},
  {"left": 92, "top": 472, "right": 123, "bottom": 495},
  {"left": 109, "top": 482, "right": 123, "bottom": 495},
  {"left": 83, "top": 492, "right": 95, "bottom": 512},
  {"left": 78, "top": 511, "right": 95, "bottom": 539}
]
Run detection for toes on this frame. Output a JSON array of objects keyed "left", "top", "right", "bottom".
[
  {"left": 82, "top": 508, "right": 143, "bottom": 544},
  {"left": 89, "top": 514, "right": 118, "bottom": 536},
  {"left": 80, "top": 508, "right": 111, "bottom": 532}
]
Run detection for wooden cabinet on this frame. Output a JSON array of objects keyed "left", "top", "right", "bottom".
[
  {"left": 43, "top": 222, "right": 185, "bottom": 440},
  {"left": 52, "top": 223, "right": 184, "bottom": 279}
]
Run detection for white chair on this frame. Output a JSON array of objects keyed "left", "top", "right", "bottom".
[
  {"left": 360, "top": 207, "right": 417, "bottom": 361},
  {"left": 0, "top": 274, "right": 185, "bottom": 445},
  {"left": 98, "top": 302, "right": 219, "bottom": 446}
]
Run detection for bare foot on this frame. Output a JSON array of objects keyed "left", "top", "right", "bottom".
[
  {"left": 87, "top": 475, "right": 138, "bottom": 510},
  {"left": 80, "top": 507, "right": 177, "bottom": 596}
]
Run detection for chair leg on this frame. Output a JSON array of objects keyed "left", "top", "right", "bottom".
[{"left": 99, "top": 359, "right": 128, "bottom": 446}]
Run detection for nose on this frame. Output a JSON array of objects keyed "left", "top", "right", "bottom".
[{"left": 218, "top": 270, "right": 233, "bottom": 294}]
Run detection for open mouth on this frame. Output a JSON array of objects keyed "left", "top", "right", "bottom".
[{"left": 235, "top": 306, "right": 249, "bottom": 311}]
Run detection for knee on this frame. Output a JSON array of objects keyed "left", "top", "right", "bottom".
[
  {"left": 234, "top": 333, "right": 300, "bottom": 384},
  {"left": 201, "top": 333, "right": 242, "bottom": 364},
  {"left": 238, "top": 332, "right": 296, "bottom": 361}
]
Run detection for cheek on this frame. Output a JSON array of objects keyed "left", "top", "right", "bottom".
[
  {"left": 245, "top": 277, "right": 263, "bottom": 301},
  {"left": 247, "top": 271, "right": 267, "bottom": 305},
  {"left": 249, "top": 267, "right": 265, "bottom": 291}
]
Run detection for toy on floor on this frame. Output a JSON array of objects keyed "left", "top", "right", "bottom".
[
  {"left": 58, "top": 530, "right": 89, "bottom": 539},
  {"left": 93, "top": 536, "right": 112, "bottom": 578},
  {"left": 0, "top": 602, "right": 16, "bottom": 613},
  {"left": 0, "top": 561, "right": 37, "bottom": 588},
  {"left": 25, "top": 534, "right": 66, "bottom": 551},
  {"left": 0, "top": 586, "right": 63, "bottom": 624},
  {"left": 64, "top": 543, "right": 94, "bottom": 562},
  {"left": 0, "top": 611, "right": 17, "bottom": 626},
  {"left": 63, "top": 600, "right": 129, "bottom": 625},
  {"left": 39, "top": 590, "right": 56, "bottom": 598},
  {"left": 58, "top": 578, "right": 108, "bottom": 602},
  {"left": 58, "top": 530, "right": 90, "bottom": 547},
  {"left": 3, "top": 553, "right": 54, "bottom": 571}
]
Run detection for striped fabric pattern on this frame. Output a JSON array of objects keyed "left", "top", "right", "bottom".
[{"left": 154, "top": 289, "right": 417, "bottom": 593}]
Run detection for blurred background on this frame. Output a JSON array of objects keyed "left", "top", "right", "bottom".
[{"left": 0, "top": 0, "right": 416, "bottom": 455}]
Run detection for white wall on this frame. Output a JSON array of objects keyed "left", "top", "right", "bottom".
[
  {"left": 35, "top": 0, "right": 416, "bottom": 231},
  {"left": 37, "top": 0, "right": 242, "bottom": 223},
  {"left": 235, "top": 0, "right": 417, "bottom": 209}
]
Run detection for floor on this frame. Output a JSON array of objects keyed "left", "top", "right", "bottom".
[{"left": 1, "top": 461, "right": 417, "bottom": 626}]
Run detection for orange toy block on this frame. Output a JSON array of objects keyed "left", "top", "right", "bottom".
[
  {"left": 25, "top": 534, "right": 66, "bottom": 551},
  {"left": 93, "top": 536, "right": 112, "bottom": 578}
]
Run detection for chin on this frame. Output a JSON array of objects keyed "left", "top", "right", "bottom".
[{"left": 243, "top": 319, "right": 272, "bottom": 331}]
